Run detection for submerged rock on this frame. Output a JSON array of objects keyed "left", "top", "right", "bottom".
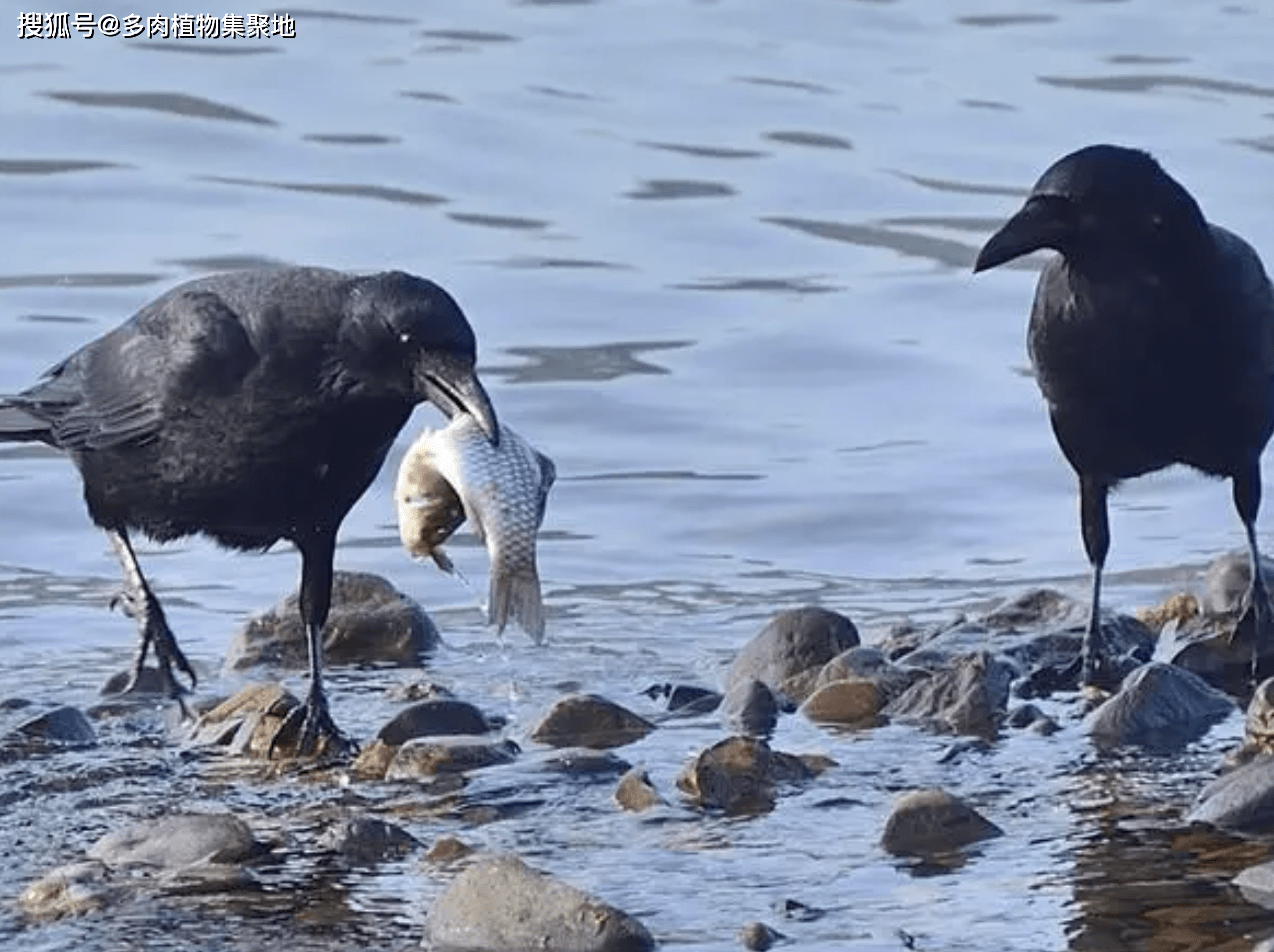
[
  {"left": 883, "top": 651, "right": 1014, "bottom": 739},
  {"left": 641, "top": 682, "right": 722, "bottom": 715},
  {"left": 1085, "top": 662, "right": 1235, "bottom": 750},
  {"left": 421, "top": 853, "right": 655, "bottom": 952},
  {"left": 90, "top": 812, "right": 265, "bottom": 868},
  {"left": 530, "top": 694, "right": 655, "bottom": 749},
  {"left": 384, "top": 736, "right": 520, "bottom": 779},
  {"left": 677, "top": 735, "right": 831, "bottom": 816},
  {"left": 738, "top": 921, "right": 785, "bottom": 950},
  {"left": 377, "top": 698, "right": 492, "bottom": 745},
  {"left": 8, "top": 704, "right": 96, "bottom": 748},
  {"left": 19, "top": 861, "right": 121, "bottom": 920},
  {"left": 880, "top": 788, "right": 1003, "bottom": 856},
  {"left": 724, "top": 606, "right": 860, "bottom": 703},
  {"left": 228, "top": 571, "right": 438, "bottom": 669},
  {"left": 319, "top": 816, "right": 419, "bottom": 865},
  {"left": 721, "top": 678, "right": 781, "bottom": 737},
  {"left": 614, "top": 766, "right": 666, "bottom": 813}
]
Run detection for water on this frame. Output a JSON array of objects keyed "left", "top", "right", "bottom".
[{"left": 2, "top": 1, "right": 1274, "bottom": 949}]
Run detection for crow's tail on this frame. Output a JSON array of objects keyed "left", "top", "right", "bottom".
[{"left": 0, "top": 400, "right": 53, "bottom": 443}]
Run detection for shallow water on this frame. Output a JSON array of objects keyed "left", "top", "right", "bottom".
[{"left": 2, "top": 1, "right": 1274, "bottom": 949}]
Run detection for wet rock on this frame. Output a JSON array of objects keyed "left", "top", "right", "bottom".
[
  {"left": 677, "top": 735, "right": 830, "bottom": 816},
  {"left": 11, "top": 704, "right": 96, "bottom": 747},
  {"left": 530, "top": 693, "right": 655, "bottom": 749},
  {"left": 883, "top": 651, "right": 1014, "bottom": 739},
  {"left": 936, "top": 738, "right": 993, "bottom": 765},
  {"left": 319, "top": 816, "right": 419, "bottom": 864},
  {"left": 1234, "top": 859, "right": 1274, "bottom": 910},
  {"left": 1006, "top": 703, "right": 1052, "bottom": 731},
  {"left": 190, "top": 683, "right": 301, "bottom": 758},
  {"left": 614, "top": 766, "right": 666, "bottom": 812},
  {"left": 19, "top": 861, "right": 120, "bottom": 920},
  {"left": 1159, "top": 611, "right": 1274, "bottom": 699},
  {"left": 721, "top": 678, "right": 781, "bottom": 737},
  {"left": 351, "top": 739, "right": 398, "bottom": 779},
  {"left": 880, "top": 788, "right": 1003, "bottom": 856},
  {"left": 89, "top": 813, "right": 266, "bottom": 868},
  {"left": 813, "top": 646, "right": 928, "bottom": 703},
  {"left": 426, "top": 836, "right": 474, "bottom": 864},
  {"left": 1201, "top": 550, "right": 1274, "bottom": 616},
  {"left": 542, "top": 748, "right": 632, "bottom": 778},
  {"left": 228, "top": 571, "right": 438, "bottom": 670},
  {"left": 801, "top": 678, "right": 884, "bottom": 729},
  {"left": 100, "top": 665, "right": 168, "bottom": 696},
  {"left": 384, "top": 736, "right": 519, "bottom": 779},
  {"left": 1085, "top": 662, "right": 1235, "bottom": 750},
  {"left": 738, "top": 921, "right": 784, "bottom": 951},
  {"left": 385, "top": 679, "right": 456, "bottom": 703},
  {"left": 422, "top": 852, "right": 655, "bottom": 952},
  {"left": 725, "top": 606, "right": 860, "bottom": 703},
  {"left": 641, "top": 682, "right": 722, "bottom": 715},
  {"left": 1187, "top": 754, "right": 1274, "bottom": 832},
  {"left": 377, "top": 698, "right": 491, "bottom": 745}
]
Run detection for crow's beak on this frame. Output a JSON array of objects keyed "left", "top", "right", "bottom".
[
  {"left": 417, "top": 354, "right": 500, "bottom": 446},
  {"left": 974, "top": 197, "right": 1069, "bottom": 273}
]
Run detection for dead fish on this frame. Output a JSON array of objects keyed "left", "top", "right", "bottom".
[{"left": 396, "top": 416, "right": 556, "bottom": 642}]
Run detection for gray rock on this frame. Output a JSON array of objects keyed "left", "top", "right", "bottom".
[
  {"left": 88, "top": 813, "right": 265, "bottom": 868},
  {"left": 1085, "top": 662, "right": 1235, "bottom": 750},
  {"left": 883, "top": 651, "right": 1014, "bottom": 739},
  {"left": 530, "top": 694, "right": 655, "bottom": 750},
  {"left": 377, "top": 699, "right": 491, "bottom": 745},
  {"left": 319, "top": 816, "right": 419, "bottom": 864},
  {"left": 384, "top": 736, "right": 519, "bottom": 779},
  {"left": 725, "top": 606, "right": 860, "bottom": 703},
  {"left": 542, "top": 748, "right": 632, "bottom": 778},
  {"left": 1202, "top": 550, "right": 1274, "bottom": 617},
  {"left": 738, "top": 921, "right": 784, "bottom": 950},
  {"left": 422, "top": 852, "right": 655, "bottom": 952},
  {"left": 814, "top": 646, "right": 928, "bottom": 703},
  {"left": 228, "top": 570, "right": 438, "bottom": 669},
  {"left": 880, "top": 788, "right": 1003, "bottom": 856},
  {"left": 1235, "top": 859, "right": 1274, "bottom": 910},
  {"left": 12, "top": 705, "right": 96, "bottom": 746},
  {"left": 19, "top": 861, "right": 119, "bottom": 920},
  {"left": 1187, "top": 755, "right": 1274, "bottom": 832},
  {"left": 720, "top": 678, "right": 780, "bottom": 737}
]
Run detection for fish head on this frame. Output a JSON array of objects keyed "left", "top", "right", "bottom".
[
  {"left": 342, "top": 271, "right": 500, "bottom": 445},
  {"left": 973, "top": 144, "right": 1207, "bottom": 273}
]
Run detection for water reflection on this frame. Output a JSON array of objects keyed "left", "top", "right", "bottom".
[
  {"left": 199, "top": 175, "right": 447, "bottom": 207},
  {"left": 1039, "top": 74, "right": 1274, "bottom": 100},
  {"left": 40, "top": 91, "right": 276, "bottom": 126}
]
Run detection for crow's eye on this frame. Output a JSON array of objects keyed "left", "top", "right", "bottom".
[{"left": 399, "top": 331, "right": 412, "bottom": 344}]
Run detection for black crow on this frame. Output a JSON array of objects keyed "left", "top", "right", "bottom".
[
  {"left": 0, "top": 266, "right": 498, "bottom": 754},
  {"left": 973, "top": 144, "right": 1274, "bottom": 688}
]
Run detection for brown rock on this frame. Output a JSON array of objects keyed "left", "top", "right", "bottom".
[
  {"left": 883, "top": 651, "right": 1013, "bottom": 738},
  {"left": 725, "top": 606, "right": 859, "bottom": 703},
  {"left": 800, "top": 678, "right": 884, "bottom": 728},
  {"left": 880, "top": 788, "right": 1003, "bottom": 856},
  {"left": 384, "top": 736, "right": 519, "bottom": 779},
  {"left": 677, "top": 736, "right": 828, "bottom": 816},
  {"left": 614, "top": 767, "right": 666, "bottom": 812},
  {"left": 426, "top": 835, "right": 474, "bottom": 864},
  {"left": 530, "top": 694, "right": 655, "bottom": 749}
]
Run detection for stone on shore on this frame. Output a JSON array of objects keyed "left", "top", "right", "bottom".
[
  {"left": 421, "top": 853, "right": 655, "bottom": 952},
  {"left": 228, "top": 570, "right": 438, "bottom": 669},
  {"left": 724, "top": 606, "right": 860, "bottom": 703}
]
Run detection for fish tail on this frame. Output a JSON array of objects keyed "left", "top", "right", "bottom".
[
  {"left": 430, "top": 547, "right": 455, "bottom": 574},
  {"left": 488, "top": 565, "right": 545, "bottom": 644}
]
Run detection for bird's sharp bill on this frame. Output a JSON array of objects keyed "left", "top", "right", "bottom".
[
  {"left": 417, "top": 355, "right": 500, "bottom": 446},
  {"left": 973, "top": 199, "right": 1063, "bottom": 273}
]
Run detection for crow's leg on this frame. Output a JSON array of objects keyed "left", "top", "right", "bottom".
[
  {"left": 1078, "top": 475, "right": 1112, "bottom": 688},
  {"left": 1233, "top": 460, "right": 1273, "bottom": 683},
  {"left": 269, "top": 532, "right": 355, "bottom": 759},
  {"left": 107, "top": 528, "right": 196, "bottom": 708}
]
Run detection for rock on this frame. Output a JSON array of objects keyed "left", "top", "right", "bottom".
[
  {"left": 738, "top": 921, "right": 785, "bottom": 950},
  {"left": 1226, "top": 677, "right": 1274, "bottom": 768},
  {"left": 1085, "top": 662, "right": 1235, "bottom": 750},
  {"left": 813, "top": 646, "right": 928, "bottom": 703},
  {"left": 614, "top": 767, "right": 666, "bottom": 812},
  {"left": 384, "top": 736, "right": 519, "bottom": 779},
  {"left": 377, "top": 699, "right": 491, "bottom": 745},
  {"left": 319, "top": 816, "right": 419, "bottom": 864},
  {"left": 1006, "top": 703, "right": 1050, "bottom": 731},
  {"left": 100, "top": 666, "right": 169, "bottom": 696},
  {"left": 1187, "top": 755, "right": 1274, "bottom": 832},
  {"left": 883, "top": 651, "right": 1014, "bottom": 739},
  {"left": 421, "top": 853, "right": 655, "bottom": 952},
  {"left": 426, "top": 836, "right": 474, "bottom": 864},
  {"left": 1202, "top": 550, "right": 1274, "bottom": 617},
  {"left": 1158, "top": 608, "right": 1274, "bottom": 699},
  {"left": 227, "top": 570, "right": 438, "bottom": 669},
  {"left": 725, "top": 607, "right": 859, "bottom": 703},
  {"left": 641, "top": 683, "right": 722, "bottom": 715},
  {"left": 530, "top": 694, "right": 655, "bottom": 749},
  {"left": 542, "top": 749, "right": 632, "bottom": 779},
  {"left": 189, "top": 683, "right": 303, "bottom": 758},
  {"left": 385, "top": 679, "right": 456, "bottom": 703},
  {"left": 801, "top": 678, "right": 884, "bottom": 729},
  {"left": 88, "top": 813, "right": 265, "bottom": 868},
  {"left": 720, "top": 678, "right": 781, "bottom": 737},
  {"left": 19, "top": 861, "right": 119, "bottom": 920},
  {"left": 677, "top": 736, "right": 829, "bottom": 816},
  {"left": 11, "top": 705, "right": 96, "bottom": 746},
  {"left": 880, "top": 788, "right": 1003, "bottom": 856},
  {"left": 1235, "top": 859, "right": 1274, "bottom": 910}
]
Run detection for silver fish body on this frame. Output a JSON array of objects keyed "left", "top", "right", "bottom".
[{"left": 395, "top": 416, "right": 555, "bottom": 642}]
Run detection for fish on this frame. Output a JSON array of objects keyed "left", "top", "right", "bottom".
[{"left": 395, "top": 415, "right": 556, "bottom": 643}]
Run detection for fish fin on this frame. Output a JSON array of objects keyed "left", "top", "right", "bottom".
[
  {"left": 430, "top": 546, "right": 455, "bottom": 575},
  {"left": 488, "top": 566, "right": 545, "bottom": 644},
  {"left": 533, "top": 451, "right": 557, "bottom": 524}
]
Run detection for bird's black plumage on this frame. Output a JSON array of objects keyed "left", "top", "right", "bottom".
[
  {"left": 0, "top": 266, "right": 499, "bottom": 754},
  {"left": 974, "top": 144, "right": 1274, "bottom": 688}
]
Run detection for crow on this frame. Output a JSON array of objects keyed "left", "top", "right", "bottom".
[
  {"left": 0, "top": 266, "right": 498, "bottom": 754},
  {"left": 973, "top": 144, "right": 1274, "bottom": 689}
]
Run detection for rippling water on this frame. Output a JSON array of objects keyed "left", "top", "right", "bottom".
[{"left": 2, "top": 1, "right": 1274, "bottom": 949}]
